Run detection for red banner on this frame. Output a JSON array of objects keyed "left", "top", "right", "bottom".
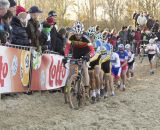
[
  {"left": 31, "top": 52, "right": 69, "bottom": 91},
  {"left": 0, "top": 46, "right": 31, "bottom": 94}
]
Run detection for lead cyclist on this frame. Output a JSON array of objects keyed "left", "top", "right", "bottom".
[{"left": 64, "top": 21, "right": 95, "bottom": 98}]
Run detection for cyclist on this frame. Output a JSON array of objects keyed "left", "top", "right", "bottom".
[
  {"left": 110, "top": 45, "right": 121, "bottom": 88},
  {"left": 100, "top": 32, "right": 114, "bottom": 98},
  {"left": 117, "top": 44, "right": 128, "bottom": 91},
  {"left": 125, "top": 44, "right": 135, "bottom": 78},
  {"left": 86, "top": 26, "right": 100, "bottom": 103},
  {"left": 64, "top": 21, "right": 94, "bottom": 98},
  {"left": 145, "top": 38, "right": 159, "bottom": 75},
  {"left": 89, "top": 31, "right": 103, "bottom": 102}
]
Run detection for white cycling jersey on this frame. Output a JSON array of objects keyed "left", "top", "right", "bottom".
[
  {"left": 127, "top": 51, "right": 135, "bottom": 63},
  {"left": 110, "top": 52, "right": 121, "bottom": 68},
  {"left": 145, "top": 44, "right": 159, "bottom": 55}
]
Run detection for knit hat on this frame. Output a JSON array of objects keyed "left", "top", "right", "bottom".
[
  {"left": 46, "top": 17, "right": 55, "bottom": 25},
  {"left": 8, "top": 0, "right": 16, "bottom": 7},
  {"left": 16, "top": 6, "right": 26, "bottom": 16},
  {"left": 0, "top": 0, "right": 10, "bottom": 9}
]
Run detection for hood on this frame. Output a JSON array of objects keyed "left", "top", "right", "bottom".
[{"left": 11, "top": 16, "right": 22, "bottom": 27}]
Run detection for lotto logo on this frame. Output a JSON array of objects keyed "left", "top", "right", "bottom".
[{"left": 0, "top": 56, "right": 8, "bottom": 87}]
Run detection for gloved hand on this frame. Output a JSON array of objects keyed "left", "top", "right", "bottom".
[
  {"left": 62, "top": 57, "right": 68, "bottom": 66},
  {"left": 82, "top": 54, "right": 90, "bottom": 62}
]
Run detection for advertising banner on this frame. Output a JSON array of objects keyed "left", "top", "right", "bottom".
[
  {"left": 31, "top": 52, "right": 68, "bottom": 91},
  {"left": 0, "top": 46, "right": 31, "bottom": 94}
]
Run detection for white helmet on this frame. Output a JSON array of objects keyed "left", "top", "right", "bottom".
[
  {"left": 73, "top": 21, "right": 84, "bottom": 35},
  {"left": 95, "top": 32, "right": 103, "bottom": 41},
  {"left": 87, "top": 26, "right": 96, "bottom": 37},
  {"left": 118, "top": 44, "right": 124, "bottom": 50},
  {"left": 125, "top": 44, "right": 131, "bottom": 50},
  {"left": 149, "top": 38, "right": 155, "bottom": 44}
]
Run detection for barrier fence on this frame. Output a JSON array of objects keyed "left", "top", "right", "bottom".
[{"left": 0, "top": 45, "right": 69, "bottom": 94}]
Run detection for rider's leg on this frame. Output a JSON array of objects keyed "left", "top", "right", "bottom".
[
  {"left": 121, "top": 70, "right": 127, "bottom": 90},
  {"left": 99, "top": 69, "right": 104, "bottom": 97},
  {"left": 94, "top": 65, "right": 101, "bottom": 98},
  {"left": 148, "top": 54, "right": 155, "bottom": 74},
  {"left": 104, "top": 73, "right": 114, "bottom": 96},
  {"left": 82, "top": 62, "right": 90, "bottom": 96},
  {"left": 89, "top": 70, "right": 96, "bottom": 100}
]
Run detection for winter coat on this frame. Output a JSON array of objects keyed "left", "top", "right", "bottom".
[
  {"left": 156, "top": 32, "right": 160, "bottom": 41},
  {"left": 26, "top": 18, "right": 41, "bottom": 47},
  {"left": 137, "top": 15, "right": 147, "bottom": 26},
  {"left": 152, "top": 22, "right": 159, "bottom": 33},
  {"left": 54, "top": 33, "right": 65, "bottom": 55},
  {"left": 146, "top": 19, "right": 155, "bottom": 30},
  {"left": 51, "top": 25, "right": 58, "bottom": 51},
  {"left": 11, "top": 17, "right": 29, "bottom": 46},
  {"left": 39, "top": 31, "right": 51, "bottom": 51}
]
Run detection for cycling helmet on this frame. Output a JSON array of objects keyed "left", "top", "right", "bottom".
[
  {"left": 100, "top": 46, "right": 107, "bottom": 54},
  {"left": 73, "top": 21, "right": 84, "bottom": 35},
  {"left": 125, "top": 44, "right": 131, "bottom": 50},
  {"left": 87, "top": 26, "right": 96, "bottom": 37},
  {"left": 95, "top": 32, "right": 103, "bottom": 41},
  {"left": 149, "top": 38, "right": 155, "bottom": 44},
  {"left": 118, "top": 44, "right": 124, "bottom": 50},
  {"left": 102, "top": 31, "right": 108, "bottom": 41}
]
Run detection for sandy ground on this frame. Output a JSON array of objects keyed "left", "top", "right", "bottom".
[{"left": 0, "top": 58, "right": 160, "bottom": 130}]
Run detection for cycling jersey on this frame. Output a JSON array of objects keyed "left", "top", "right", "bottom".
[
  {"left": 145, "top": 44, "right": 159, "bottom": 55},
  {"left": 111, "top": 52, "right": 121, "bottom": 68},
  {"left": 100, "top": 42, "right": 112, "bottom": 74},
  {"left": 94, "top": 39, "right": 103, "bottom": 53},
  {"left": 126, "top": 50, "right": 135, "bottom": 70},
  {"left": 116, "top": 50, "right": 128, "bottom": 71},
  {"left": 111, "top": 52, "right": 121, "bottom": 79},
  {"left": 65, "top": 34, "right": 94, "bottom": 59}
]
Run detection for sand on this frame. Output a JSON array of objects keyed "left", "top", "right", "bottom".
[{"left": 0, "top": 58, "right": 160, "bottom": 130}]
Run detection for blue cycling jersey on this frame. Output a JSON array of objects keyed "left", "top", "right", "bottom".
[{"left": 116, "top": 50, "right": 128, "bottom": 62}]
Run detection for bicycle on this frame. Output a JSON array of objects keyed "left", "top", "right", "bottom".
[{"left": 63, "top": 57, "right": 87, "bottom": 109}]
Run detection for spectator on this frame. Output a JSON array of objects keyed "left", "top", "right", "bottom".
[
  {"left": 137, "top": 12, "right": 147, "bottom": 27},
  {"left": 132, "top": 11, "right": 137, "bottom": 20},
  {"left": 152, "top": 20, "right": 159, "bottom": 33},
  {"left": 48, "top": 10, "right": 58, "bottom": 51},
  {"left": 95, "top": 25, "right": 100, "bottom": 33},
  {"left": 0, "top": 0, "right": 10, "bottom": 17},
  {"left": 156, "top": 29, "right": 160, "bottom": 43},
  {"left": 143, "top": 11, "right": 149, "bottom": 20},
  {"left": 11, "top": 7, "right": 30, "bottom": 46},
  {"left": 39, "top": 22, "right": 51, "bottom": 52},
  {"left": 8, "top": 0, "right": 16, "bottom": 16},
  {"left": 108, "top": 29, "right": 117, "bottom": 50},
  {"left": 118, "top": 26, "right": 128, "bottom": 45},
  {"left": 134, "top": 11, "right": 140, "bottom": 27},
  {"left": 146, "top": 16, "right": 155, "bottom": 30},
  {"left": 135, "top": 27, "right": 142, "bottom": 54},
  {"left": 55, "top": 28, "right": 66, "bottom": 55},
  {"left": 2, "top": 10, "right": 13, "bottom": 42},
  {"left": 26, "top": 6, "right": 42, "bottom": 51},
  {"left": 127, "top": 25, "right": 135, "bottom": 45},
  {"left": 0, "top": 0, "right": 10, "bottom": 44}
]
